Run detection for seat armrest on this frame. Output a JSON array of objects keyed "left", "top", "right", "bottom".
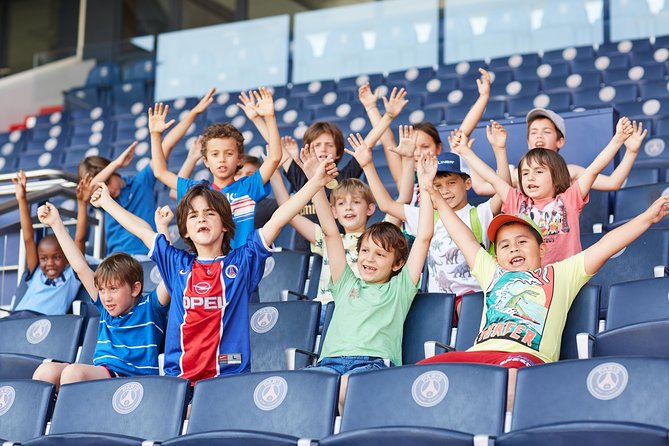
[
  {"left": 424, "top": 340, "right": 454, "bottom": 359},
  {"left": 285, "top": 348, "right": 319, "bottom": 370},
  {"left": 280, "top": 290, "right": 311, "bottom": 301},
  {"left": 576, "top": 332, "right": 595, "bottom": 359}
]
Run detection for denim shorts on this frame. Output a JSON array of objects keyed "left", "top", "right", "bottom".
[{"left": 310, "top": 356, "right": 392, "bottom": 375}]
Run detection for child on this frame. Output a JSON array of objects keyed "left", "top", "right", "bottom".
[
  {"left": 471, "top": 108, "right": 647, "bottom": 195},
  {"left": 6, "top": 171, "right": 82, "bottom": 318},
  {"left": 310, "top": 146, "right": 435, "bottom": 411},
  {"left": 78, "top": 88, "right": 217, "bottom": 256},
  {"left": 150, "top": 88, "right": 282, "bottom": 249},
  {"left": 418, "top": 157, "right": 669, "bottom": 369},
  {"left": 31, "top": 203, "right": 169, "bottom": 390},
  {"left": 235, "top": 155, "right": 262, "bottom": 181},
  {"left": 452, "top": 117, "right": 633, "bottom": 265},
  {"left": 89, "top": 154, "right": 339, "bottom": 384}
]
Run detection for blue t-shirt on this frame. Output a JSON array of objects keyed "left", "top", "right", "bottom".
[
  {"left": 176, "top": 170, "right": 270, "bottom": 249},
  {"left": 105, "top": 163, "right": 157, "bottom": 255},
  {"left": 149, "top": 230, "right": 272, "bottom": 383},
  {"left": 14, "top": 266, "right": 80, "bottom": 315},
  {"left": 93, "top": 290, "right": 168, "bottom": 376}
]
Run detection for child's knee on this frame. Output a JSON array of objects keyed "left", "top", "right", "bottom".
[
  {"left": 60, "top": 364, "right": 88, "bottom": 385},
  {"left": 32, "top": 363, "right": 60, "bottom": 384}
]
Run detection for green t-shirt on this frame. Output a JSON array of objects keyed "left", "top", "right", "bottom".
[{"left": 319, "top": 265, "right": 418, "bottom": 366}]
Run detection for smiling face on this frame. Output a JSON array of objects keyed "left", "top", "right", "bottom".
[
  {"left": 432, "top": 172, "right": 470, "bottom": 211},
  {"left": 414, "top": 129, "right": 443, "bottom": 160},
  {"left": 332, "top": 192, "right": 375, "bottom": 233},
  {"left": 203, "top": 137, "right": 243, "bottom": 183},
  {"left": 527, "top": 117, "right": 564, "bottom": 152},
  {"left": 494, "top": 223, "right": 545, "bottom": 271},
  {"left": 519, "top": 159, "right": 556, "bottom": 201},
  {"left": 97, "top": 279, "right": 141, "bottom": 317},
  {"left": 356, "top": 235, "right": 403, "bottom": 283},
  {"left": 37, "top": 237, "right": 67, "bottom": 280}
]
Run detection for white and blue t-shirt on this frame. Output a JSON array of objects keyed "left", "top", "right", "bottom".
[
  {"left": 93, "top": 290, "right": 168, "bottom": 376},
  {"left": 176, "top": 170, "right": 270, "bottom": 249},
  {"left": 149, "top": 230, "right": 272, "bottom": 383},
  {"left": 14, "top": 266, "right": 80, "bottom": 315}
]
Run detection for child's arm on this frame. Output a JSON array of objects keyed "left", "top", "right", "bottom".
[
  {"left": 268, "top": 165, "right": 318, "bottom": 244},
  {"left": 577, "top": 117, "right": 633, "bottom": 199},
  {"left": 13, "top": 171, "right": 37, "bottom": 273},
  {"left": 169, "top": 136, "right": 202, "bottom": 200},
  {"left": 90, "top": 141, "right": 138, "bottom": 186},
  {"left": 584, "top": 196, "right": 669, "bottom": 275},
  {"left": 250, "top": 88, "right": 282, "bottom": 184},
  {"left": 451, "top": 131, "right": 512, "bottom": 203},
  {"left": 485, "top": 121, "right": 511, "bottom": 214},
  {"left": 405, "top": 154, "right": 435, "bottom": 285},
  {"left": 238, "top": 90, "right": 270, "bottom": 142},
  {"left": 74, "top": 174, "right": 94, "bottom": 254},
  {"left": 90, "top": 183, "right": 158, "bottom": 249},
  {"left": 148, "top": 103, "right": 179, "bottom": 191},
  {"left": 154, "top": 205, "right": 174, "bottom": 243},
  {"left": 345, "top": 133, "right": 406, "bottom": 221},
  {"left": 161, "top": 87, "right": 215, "bottom": 156},
  {"left": 385, "top": 126, "right": 418, "bottom": 225},
  {"left": 37, "top": 203, "right": 97, "bottom": 300},
  {"left": 459, "top": 68, "right": 491, "bottom": 137},
  {"left": 362, "top": 87, "right": 408, "bottom": 149},
  {"left": 260, "top": 156, "right": 339, "bottom": 247}
]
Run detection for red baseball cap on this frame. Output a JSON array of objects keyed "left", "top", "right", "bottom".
[{"left": 487, "top": 213, "right": 543, "bottom": 244}]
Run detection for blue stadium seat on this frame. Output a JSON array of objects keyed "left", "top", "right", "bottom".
[
  {"left": 305, "top": 254, "right": 323, "bottom": 300},
  {"left": 76, "top": 316, "right": 100, "bottom": 365},
  {"left": 302, "top": 91, "right": 353, "bottom": 109},
  {"left": 623, "top": 167, "right": 660, "bottom": 187},
  {"left": 639, "top": 80, "right": 669, "bottom": 100},
  {"left": 0, "top": 353, "right": 46, "bottom": 379},
  {"left": 603, "top": 64, "right": 665, "bottom": 85},
  {"left": 0, "top": 379, "right": 54, "bottom": 443},
  {"left": 386, "top": 67, "right": 435, "bottom": 83},
  {"left": 507, "top": 94, "right": 538, "bottom": 116},
  {"left": 257, "top": 250, "right": 310, "bottom": 302},
  {"left": 572, "top": 54, "right": 628, "bottom": 74},
  {"left": 583, "top": 320, "right": 669, "bottom": 359},
  {"left": 610, "top": 182, "right": 669, "bottom": 228},
  {"left": 606, "top": 277, "right": 669, "bottom": 330},
  {"left": 336, "top": 73, "right": 384, "bottom": 93},
  {"left": 321, "top": 363, "right": 507, "bottom": 444},
  {"left": 481, "top": 100, "right": 506, "bottom": 120},
  {"left": 0, "top": 315, "right": 84, "bottom": 363},
  {"left": 614, "top": 98, "right": 669, "bottom": 120},
  {"left": 85, "top": 63, "right": 122, "bottom": 88},
  {"left": 290, "top": 80, "right": 336, "bottom": 97},
  {"left": 535, "top": 61, "right": 571, "bottom": 79},
  {"left": 112, "top": 81, "right": 147, "bottom": 108},
  {"left": 543, "top": 73, "right": 601, "bottom": 92},
  {"left": 489, "top": 54, "right": 540, "bottom": 71},
  {"left": 249, "top": 300, "right": 320, "bottom": 371},
  {"left": 453, "top": 292, "right": 484, "bottom": 351},
  {"left": 542, "top": 45, "right": 595, "bottom": 63},
  {"left": 656, "top": 117, "right": 669, "bottom": 136},
  {"left": 636, "top": 136, "right": 669, "bottom": 168},
  {"left": 313, "top": 102, "right": 364, "bottom": 121},
  {"left": 572, "top": 85, "right": 636, "bottom": 109},
  {"left": 408, "top": 77, "right": 457, "bottom": 95},
  {"left": 436, "top": 60, "right": 487, "bottom": 79},
  {"left": 125, "top": 58, "right": 155, "bottom": 83},
  {"left": 24, "top": 376, "right": 189, "bottom": 445},
  {"left": 162, "top": 370, "right": 339, "bottom": 445},
  {"left": 580, "top": 229, "right": 669, "bottom": 315},
  {"left": 402, "top": 293, "right": 454, "bottom": 365},
  {"left": 494, "top": 79, "right": 541, "bottom": 98},
  {"left": 598, "top": 38, "right": 652, "bottom": 55}
]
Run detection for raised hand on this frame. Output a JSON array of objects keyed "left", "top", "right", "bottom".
[
  {"left": 382, "top": 87, "right": 408, "bottom": 118},
  {"left": 238, "top": 90, "right": 259, "bottom": 120},
  {"left": 448, "top": 129, "right": 474, "bottom": 156},
  {"left": 76, "top": 173, "right": 94, "bottom": 203},
  {"left": 486, "top": 120, "right": 507, "bottom": 150},
  {"left": 344, "top": 132, "right": 373, "bottom": 168},
  {"left": 614, "top": 116, "right": 633, "bottom": 142},
  {"left": 416, "top": 152, "right": 438, "bottom": 191},
  {"left": 148, "top": 103, "right": 176, "bottom": 135},
  {"left": 313, "top": 155, "right": 339, "bottom": 187},
  {"left": 192, "top": 87, "right": 216, "bottom": 114},
  {"left": 37, "top": 202, "right": 61, "bottom": 227},
  {"left": 476, "top": 68, "right": 491, "bottom": 97},
  {"left": 253, "top": 87, "right": 275, "bottom": 117},
  {"left": 116, "top": 141, "right": 138, "bottom": 168},
  {"left": 12, "top": 170, "right": 27, "bottom": 200},
  {"left": 297, "top": 143, "right": 320, "bottom": 179},
  {"left": 90, "top": 182, "right": 112, "bottom": 209},
  {"left": 623, "top": 120, "right": 647, "bottom": 153},
  {"left": 281, "top": 135, "right": 299, "bottom": 163},
  {"left": 155, "top": 205, "right": 174, "bottom": 227},
  {"left": 390, "top": 125, "right": 418, "bottom": 158},
  {"left": 646, "top": 195, "right": 669, "bottom": 224},
  {"left": 358, "top": 82, "right": 379, "bottom": 110},
  {"left": 186, "top": 136, "right": 203, "bottom": 162}
]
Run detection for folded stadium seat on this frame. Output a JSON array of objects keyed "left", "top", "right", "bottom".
[
  {"left": 313, "top": 102, "right": 364, "bottom": 121},
  {"left": 76, "top": 316, "right": 100, "bottom": 365},
  {"left": 572, "top": 53, "right": 629, "bottom": 75},
  {"left": 161, "top": 370, "right": 339, "bottom": 445},
  {"left": 580, "top": 229, "right": 669, "bottom": 316},
  {"left": 534, "top": 60, "right": 571, "bottom": 80},
  {"left": 0, "top": 155, "right": 17, "bottom": 173},
  {"left": 0, "top": 379, "right": 54, "bottom": 443},
  {"left": 452, "top": 285, "right": 599, "bottom": 360},
  {"left": 86, "top": 63, "right": 122, "bottom": 88},
  {"left": 495, "top": 357, "right": 669, "bottom": 446},
  {"left": 112, "top": 81, "right": 148, "bottom": 108},
  {"left": 336, "top": 73, "right": 384, "bottom": 93},
  {"left": 257, "top": 250, "right": 310, "bottom": 302},
  {"left": 480, "top": 100, "right": 506, "bottom": 120},
  {"left": 273, "top": 224, "right": 299, "bottom": 251},
  {"left": 622, "top": 167, "right": 661, "bottom": 188},
  {"left": 0, "top": 315, "right": 85, "bottom": 363},
  {"left": 609, "top": 182, "right": 669, "bottom": 228},
  {"left": 543, "top": 73, "right": 601, "bottom": 93},
  {"left": 630, "top": 49, "right": 663, "bottom": 66},
  {"left": 603, "top": 64, "right": 665, "bottom": 86},
  {"left": 424, "top": 89, "right": 478, "bottom": 110},
  {"left": 386, "top": 66, "right": 435, "bottom": 84},
  {"left": 23, "top": 376, "right": 189, "bottom": 445},
  {"left": 162, "top": 97, "right": 199, "bottom": 116},
  {"left": 499, "top": 79, "right": 541, "bottom": 99},
  {"left": 542, "top": 45, "right": 596, "bottom": 63},
  {"left": 402, "top": 292, "right": 454, "bottom": 365},
  {"left": 319, "top": 363, "right": 507, "bottom": 445},
  {"left": 278, "top": 108, "right": 312, "bottom": 128},
  {"left": 486, "top": 69, "right": 515, "bottom": 86},
  {"left": 489, "top": 53, "right": 540, "bottom": 72},
  {"left": 290, "top": 79, "right": 336, "bottom": 97},
  {"left": 30, "top": 110, "right": 66, "bottom": 128},
  {"left": 248, "top": 300, "right": 320, "bottom": 371},
  {"left": 393, "top": 108, "right": 444, "bottom": 127},
  {"left": 29, "top": 124, "right": 64, "bottom": 143},
  {"left": 408, "top": 77, "right": 457, "bottom": 95},
  {"left": 436, "top": 60, "right": 487, "bottom": 79},
  {"left": 613, "top": 98, "right": 669, "bottom": 121},
  {"left": 382, "top": 78, "right": 407, "bottom": 94},
  {"left": 272, "top": 96, "right": 302, "bottom": 115},
  {"left": 655, "top": 117, "right": 669, "bottom": 136},
  {"left": 18, "top": 150, "right": 63, "bottom": 171},
  {"left": 598, "top": 38, "right": 653, "bottom": 56},
  {"left": 69, "top": 104, "right": 108, "bottom": 124},
  {"left": 65, "top": 63, "right": 122, "bottom": 109},
  {"left": 603, "top": 277, "right": 669, "bottom": 329},
  {"left": 639, "top": 80, "right": 669, "bottom": 101},
  {"left": 125, "top": 58, "right": 154, "bottom": 83},
  {"left": 302, "top": 90, "right": 352, "bottom": 109},
  {"left": 506, "top": 94, "right": 539, "bottom": 117},
  {"left": 572, "top": 85, "right": 636, "bottom": 109},
  {"left": 64, "top": 86, "right": 104, "bottom": 110}
]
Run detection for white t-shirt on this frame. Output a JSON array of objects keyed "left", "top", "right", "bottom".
[{"left": 404, "top": 201, "right": 493, "bottom": 296}]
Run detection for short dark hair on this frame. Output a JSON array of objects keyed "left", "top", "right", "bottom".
[
  {"left": 303, "top": 121, "right": 345, "bottom": 160},
  {"left": 357, "top": 222, "right": 408, "bottom": 278},
  {"left": 413, "top": 122, "right": 442, "bottom": 147},
  {"left": 435, "top": 171, "right": 470, "bottom": 182},
  {"left": 517, "top": 148, "right": 571, "bottom": 196},
  {"left": 78, "top": 155, "right": 111, "bottom": 180},
  {"left": 201, "top": 123, "right": 245, "bottom": 158},
  {"left": 176, "top": 184, "right": 236, "bottom": 255},
  {"left": 94, "top": 253, "right": 143, "bottom": 295},
  {"left": 242, "top": 155, "right": 262, "bottom": 168}
]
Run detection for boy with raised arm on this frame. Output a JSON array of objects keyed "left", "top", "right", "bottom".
[
  {"left": 149, "top": 88, "right": 282, "bottom": 249},
  {"left": 89, "top": 153, "right": 339, "bottom": 384}
]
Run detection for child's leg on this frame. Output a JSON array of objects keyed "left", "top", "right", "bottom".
[
  {"left": 507, "top": 368, "right": 517, "bottom": 412},
  {"left": 338, "top": 374, "right": 349, "bottom": 416},
  {"left": 60, "top": 363, "right": 111, "bottom": 386},
  {"left": 33, "top": 362, "right": 69, "bottom": 389}
]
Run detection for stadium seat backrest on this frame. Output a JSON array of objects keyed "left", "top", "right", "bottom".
[
  {"left": 257, "top": 250, "right": 310, "bottom": 302},
  {"left": 606, "top": 277, "right": 669, "bottom": 330},
  {"left": 49, "top": 376, "right": 188, "bottom": 440},
  {"left": 306, "top": 253, "right": 323, "bottom": 299},
  {"left": 0, "top": 315, "right": 84, "bottom": 363},
  {"left": 187, "top": 370, "right": 339, "bottom": 439},
  {"left": 0, "top": 379, "right": 54, "bottom": 442},
  {"left": 454, "top": 292, "right": 484, "bottom": 351},
  {"left": 341, "top": 363, "right": 507, "bottom": 436},
  {"left": 559, "top": 284, "right": 600, "bottom": 359},
  {"left": 511, "top": 357, "right": 669, "bottom": 431},
  {"left": 86, "top": 63, "right": 121, "bottom": 87},
  {"left": 0, "top": 354, "right": 44, "bottom": 379},
  {"left": 612, "top": 183, "right": 669, "bottom": 226},
  {"left": 593, "top": 320, "right": 669, "bottom": 358},
  {"left": 139, "top": 260, "right": 161, "bottom": 293},
  {"left": 249, "top": 300, "right": 320, "bottom": 371},
  {"left": 402, "top": 292, "right": 454, "bottom": 365},
  {"left": 77, "top": 316, "right": 100, "bottom": 365}
]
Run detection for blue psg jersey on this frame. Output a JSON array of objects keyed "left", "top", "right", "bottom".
[{"left": 149, "top": 231, "right": 272, "bottom": 383}]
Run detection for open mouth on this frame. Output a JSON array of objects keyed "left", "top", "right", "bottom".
[
  {"left": 510, "top": 256, "right": 524, "bottom": 267},
  {"left": 361, "top": 265, "right": 377, "bottom": 274},
  {"left": 197, "top": 227, "right": 210, "bottom": 233}
]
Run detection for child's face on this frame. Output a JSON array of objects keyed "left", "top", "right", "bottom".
[
  {"left": 357, "top": 236, "right": 402, "bottom": 284},
  {"left": 495, "top": 223, "right": 545, "bottom": 271},
  {"left": 432, "top": 173, "right": 470, "bottom": 211},
  {"left": 527, "top": 118, "right": 564, "bottom": 151},
  {"left": 106, "top": 175, "right": 124, "bottom": 199},
  {"left": 415, "top": 130, "right": 443, "bottom": 160},
  {"left": 184, "top": 195, "right": 225, "bottom": 250},
  {"left": 332, "top": 192, "right": 375, "bottom": 233},
  {"left": 520, "top": 159, "right": 556, "bottom": 200},
  {"left": 234, "top": 162, "right": 258, "bottom": 181},
  {"left": 310, "top": 133, "right": 338, "bottom": 161},
  {"left": 203, "top": 138, "right": 243, "bottom": 181},
  {"left": 37, "top": 239, "right": 67, "bottom": 280},
  {"left": 98, "top": 280, "right": 141, "bottom": 317}
]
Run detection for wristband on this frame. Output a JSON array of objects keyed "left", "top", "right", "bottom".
[{"left": 386, "top": 112, "right": 395, "bottom": 119}]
